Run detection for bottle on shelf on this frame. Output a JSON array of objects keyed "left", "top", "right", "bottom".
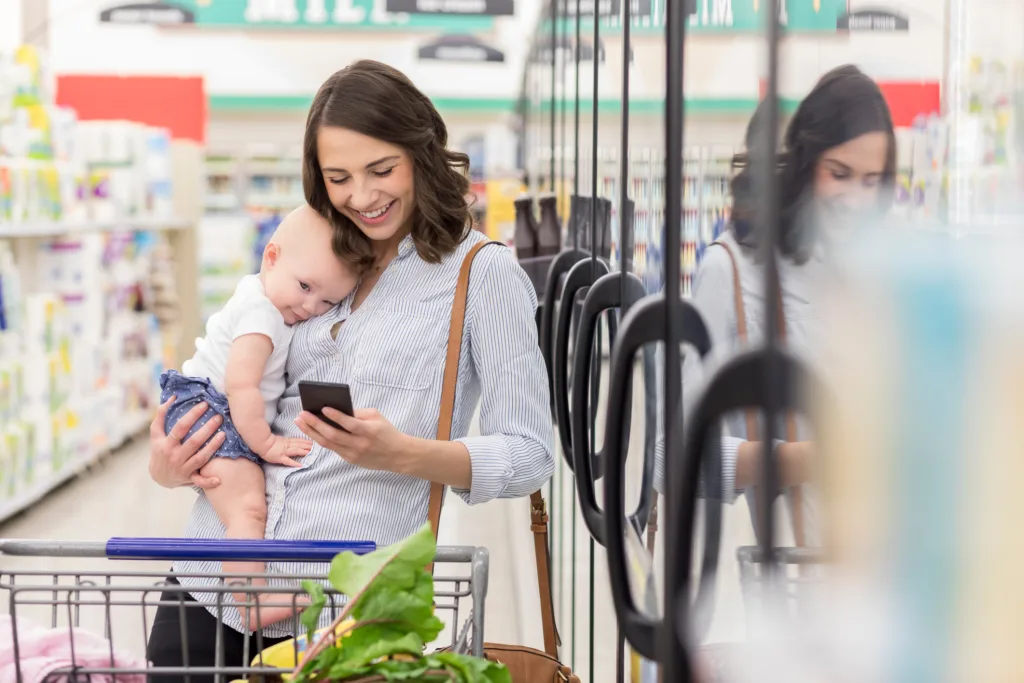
[
  {"left": 536, "top": 193, "right": 561, "bottom": 257},
  {"left": 513, "top": 195, "right": 538, "bottom": 259}
]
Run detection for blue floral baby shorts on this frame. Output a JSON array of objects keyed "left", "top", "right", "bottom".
[{"left": 159, "top": 369, "right": 261, "bottom": 464}]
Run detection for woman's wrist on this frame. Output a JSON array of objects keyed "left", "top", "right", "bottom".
[
  {"left": 398, "top": 435, "right": 472, "bottom": 490},
  {"left": 736, "top": 439, "right": 802, "bottom": 490}
]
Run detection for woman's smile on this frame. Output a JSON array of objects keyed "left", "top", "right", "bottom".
[{"left": 352, "top": 199, "right": 396, "bottom": 226}]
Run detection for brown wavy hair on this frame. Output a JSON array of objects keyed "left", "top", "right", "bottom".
[
  {"left": 303, "top": 60, "right": 472, "bottom": 272},
  {"left": 730, "top": 64, "right": 896, "bottom": 263}
]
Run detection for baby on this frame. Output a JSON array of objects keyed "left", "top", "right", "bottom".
[{"left": 159, "top": 204, "right": 358, "bottom": 629}]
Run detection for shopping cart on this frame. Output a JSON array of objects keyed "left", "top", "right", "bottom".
[
  {"left": 0, "top": 537, "right": 489, "bottom": 682},
  {"left": 736, "top": 545, "right": 827, "bottom": 620},
  {"left": 696, "top": 546, "right": 828, "bottom": 682}
]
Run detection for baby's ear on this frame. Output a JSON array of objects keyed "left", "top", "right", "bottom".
[{"left": 263, "top": 242, "right": 280, "bottom": 265}]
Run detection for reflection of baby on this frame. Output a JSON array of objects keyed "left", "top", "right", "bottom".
[{"left": 160, "top": 205, "right": 358, "bottom": 629}]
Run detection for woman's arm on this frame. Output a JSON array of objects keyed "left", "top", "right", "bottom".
[
  {"left": 736, "top": 439, "right": 814, "bottom": 489},
  {"left": 653, "top": 244, "right": 741, "bottom": 501},
  {"left": 449, "top": 246, "right": 555, "bottom": 504},
  {"left": 294, "top": 246, "right": 554, "bottom": 500}
]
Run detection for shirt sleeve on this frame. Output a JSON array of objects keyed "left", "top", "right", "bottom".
[
  {"left": 451, "top": 245, "right": 556, "bottom": 505},
  {"left": 653, "top": 244, "right": 745, "bottom": 503},
  {"left": 232, "top": 291, "right": 288, "bottom": 351}
]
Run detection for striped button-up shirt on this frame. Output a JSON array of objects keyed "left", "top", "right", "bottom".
[
  {"left": 654, "top": 231, "right": 826, "bottom": 542},
  {"left": 176, "top": 231, "right": 555, "bottom": 636}
]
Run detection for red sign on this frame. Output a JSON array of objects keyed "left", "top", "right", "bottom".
[{"left": 56, "top": 74, "right": 206, "bottom": 144}]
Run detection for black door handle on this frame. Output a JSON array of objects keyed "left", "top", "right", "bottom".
[
  {"left": 539, "top": 249, "right": 589, "bottom": 418},
  {"left": 667, "top": 348, "right": 821, "bottom": 650},
  {"left": 602, "top": 293, "right": 713, "bottom": 661},
  {"left": 571, "top": 270, "right": 652, "bottom": 546},
  {"left": 553, "top": 257, "right": 613, "bottom": 466}
]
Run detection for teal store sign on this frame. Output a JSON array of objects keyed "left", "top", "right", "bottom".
[
  {"left": 552, "top": 0, "right": 847, "bottom": 33},
  {"left": 172, "top": 0, "right": 495, "bottom": 31}
]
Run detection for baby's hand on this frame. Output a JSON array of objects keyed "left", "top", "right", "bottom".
[{"left": 263, "top": 436, "right": 312, "bottom": 467}]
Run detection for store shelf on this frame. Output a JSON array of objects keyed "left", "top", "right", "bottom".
[
  {"left": 0, "top": 218, "right": 193, "bottom": 239},
  {"left": 0, "top": 412, "right": 151, "bottom": 525}
]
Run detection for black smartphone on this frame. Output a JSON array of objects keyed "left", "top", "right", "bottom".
[{"left": 298, "top": 381, "right": 355, "bottom": 430}]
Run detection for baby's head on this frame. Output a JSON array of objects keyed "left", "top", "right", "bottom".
[{"left": 260, "top": 205, "right": 358, "bottom": 325}]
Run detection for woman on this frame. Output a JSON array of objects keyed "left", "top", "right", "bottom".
[
  {"left": 654, "top": 64, "right": 896, "bottom": 545},
  {"left": 145, "top": 60, "right": 555, "bottom": 678}
]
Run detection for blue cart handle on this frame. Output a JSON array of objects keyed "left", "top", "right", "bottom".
[
  {"left": 0, "top": 538, "right": 376, "bottom": 562},
  {"left": 106, "top": 537, "right": 376, "bottom": 562}
]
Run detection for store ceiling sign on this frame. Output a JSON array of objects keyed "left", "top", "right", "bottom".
[
  {"left": 388, "top": 0, "right": 514, "bottom": 15},
  {"left": 687, "top": 0, "right": 846, "bottom": 31},
  {"left": 561, "top": 0, "right": 653, "bottom": 18},
  {"left": 554, "top": 0, "right": 843, "bottom": 32},
  {"left": 171, "top": 0, "right": 495, "bottom": 31},
  {"left": 418, "top": 34, "right": 505, "bottom": 61},
  {"left": 99, "top": 1, "right": 195, "bottom": 24},
  {"left": 837, "top": 8, "right": 909, "bottom": 31}
]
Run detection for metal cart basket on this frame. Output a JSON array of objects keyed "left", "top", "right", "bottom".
[
  {"left": 698, "top": 546, "right": 828, "bottom": 683},
  {"left": 0, "top": 538, "right": 489, "bottom": 682},
  {"left": 736, "top": 545, "right": 827, "bottom": 621}
]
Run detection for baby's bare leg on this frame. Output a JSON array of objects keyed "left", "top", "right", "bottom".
[{"left": 201, "top": 457, "right": 304, "bottom": 630}]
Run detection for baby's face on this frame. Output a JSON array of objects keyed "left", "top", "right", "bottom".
[{"left": 263, "top": 232, "right": 358, "bottom": 326}]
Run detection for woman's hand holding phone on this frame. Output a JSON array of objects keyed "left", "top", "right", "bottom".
[{"left": 295, "top": 408, "right": 412, "bottom": 474}]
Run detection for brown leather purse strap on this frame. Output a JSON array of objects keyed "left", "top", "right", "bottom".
[
  {"left": 713, "top": 240, "right": 804, "bottom": 546},
  {"left": 425, "top": 238, "right": 561, "bottom": 657}
]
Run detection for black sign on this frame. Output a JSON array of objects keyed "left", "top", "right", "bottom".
[
  {"left": 419, "top": 34, "right": 506, "bottom": 62},
  {"left": 530, "top": 36, "right": 606, "bottom": 64},
  {"left": 99, "top": 1, "right": 194, "bottom": 24},
  {"left": 837, "top": 9, "right": 909, "bottom": 31},
  {"left": 387, "top": 0, "right": 515, "bottom": 16}
]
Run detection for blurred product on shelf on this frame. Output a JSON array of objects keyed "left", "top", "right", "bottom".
[
  {"left": 0, "top": 45, "right": 176, "bottom": 227},
  {"left": 203, "top": 148, "right": 304, "bottom": 215},
  {"left": 0, "top": 43, "right": 198, "bottom": 522},
  {"left": 513, "top": 194, "right": 539, "bottom": 258},
  {"left": 197, "top": 213, "right": 260, "bottom": 324},
  {"left": 0, "top": 232, "right": 165, "bottom": 522}
]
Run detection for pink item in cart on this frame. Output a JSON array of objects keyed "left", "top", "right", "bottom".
[{"left": 0, "top": 615, "right": 147, "bottom": 682}]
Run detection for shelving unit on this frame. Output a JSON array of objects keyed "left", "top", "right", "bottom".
[
  {"left": 534, "top": 144, "right": 735, "bottom": 295},
  {"left": 0, "top": 144, "right": 202, "bottom": 525}
]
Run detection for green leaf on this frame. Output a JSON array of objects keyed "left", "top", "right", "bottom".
[
  {"left": 355, "top": 583, "right": 443, "bottom": 642},
  {"left": 328, "top": 523, "right": 435, "bottom": 601},
  {"left": 407, "top": 566, "right": 436, "bottom": 608},
  {"left": 361, "top": 658, "right": 431, "bottom": 680},
  {"left": 287, "top": 524, "right": 509, "bottom": 683},
  {"left": 300, "top": 579, "right": 327, "bottom": 644},
  {"left": 428, "top": 651, "right": 512, "bottom": 683},
  {"left": 327, "top": 632, "right": 423, "bottom": 676}
]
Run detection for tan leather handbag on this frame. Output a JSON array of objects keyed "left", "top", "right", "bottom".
[{"left": 427, "top": 239, "right": 580, "bottom": 682}]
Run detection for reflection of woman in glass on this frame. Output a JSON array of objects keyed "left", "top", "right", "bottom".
[{"left": 654, "top": 64, "right": 896, "bottom": 545}]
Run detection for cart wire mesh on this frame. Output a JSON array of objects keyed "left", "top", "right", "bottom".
[{"left": 0, "top": 541, "right": 488, "bottom": 683}]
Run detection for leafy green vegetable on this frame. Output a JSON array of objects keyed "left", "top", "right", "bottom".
[
  {"left": 301, "top": 580, "right": 327, "bottom": 645},
  {"left": 291, "top": 523, "right": 509, "bottom": 683}
]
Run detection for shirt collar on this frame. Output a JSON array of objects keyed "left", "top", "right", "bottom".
[{"left": 396, "top": 233, "right": 416, "bottom": 261}]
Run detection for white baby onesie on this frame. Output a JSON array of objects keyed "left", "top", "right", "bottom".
[{"left": 182, "top": 274, "right": 294, "bottom": 424}]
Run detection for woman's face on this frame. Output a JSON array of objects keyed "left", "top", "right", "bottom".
[
  {"left": 317, "top": 126, "right": 416, "bottom": 247},
  {"left": 812, "top": 131, "right": 890, "bottom": 236}
]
